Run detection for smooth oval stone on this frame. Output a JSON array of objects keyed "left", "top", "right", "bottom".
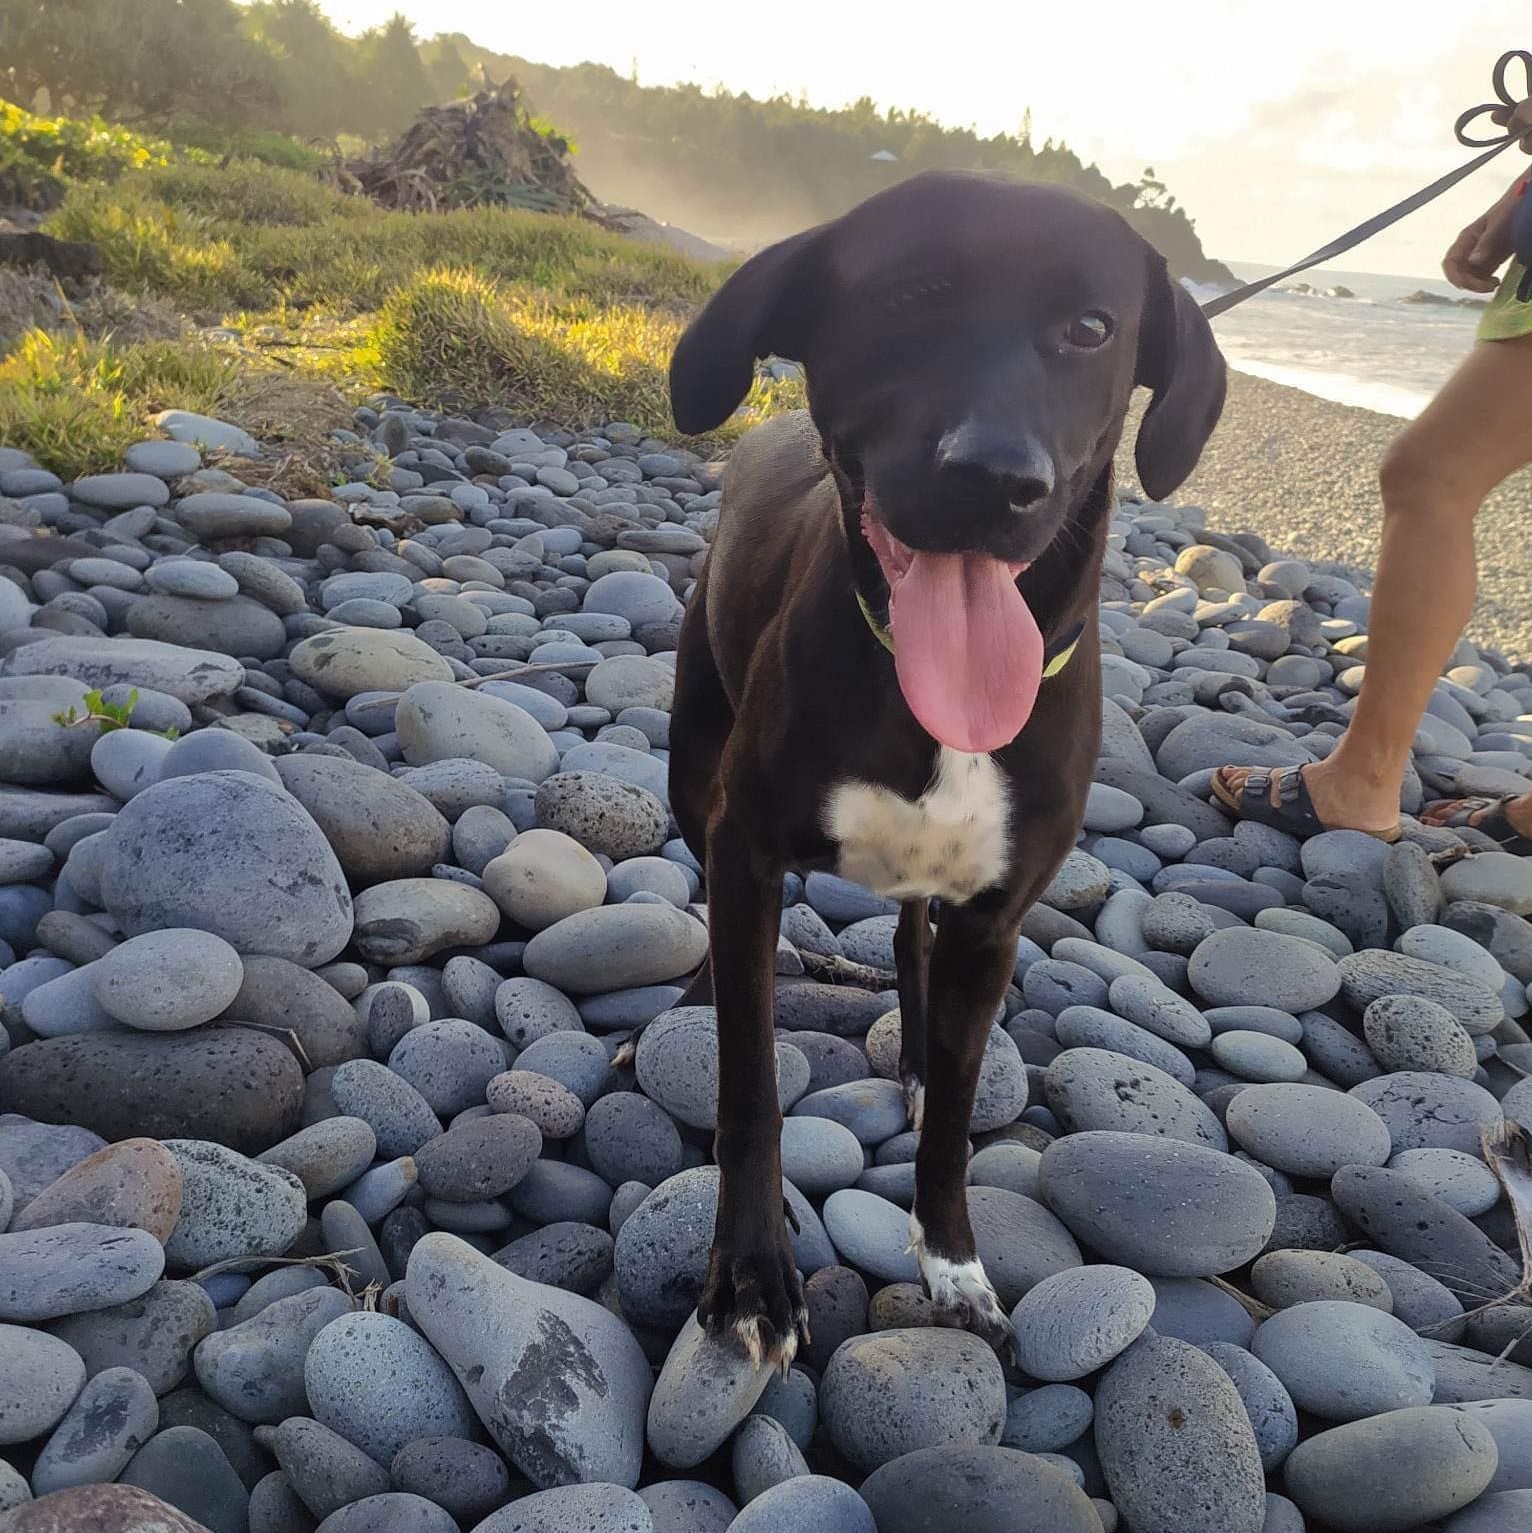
[
  {"left": 290, "top": 628, "right": 453, "bottom": 700},
  {"left": 533, "top": 771, "right": 670, "bottom": 860},
  {"left": 858, "top": 1445, "right": 1106, "bottom": 1533},
  {"left": 523, "top": 904, "right": 707, "bottom": 993},
  {"left": 0, "top": 1029, "right": 302, "bottom": 1153},
  {"left": 821, "top": 1190, "right": 920, "bottom": 1283},
  {"left": 1363, "top": 994, "right": 1478, "bottom": 1077},
  {"left": 583, "top": 1093, "right": 685, "bottom": 1188},
  {"left": 1010, "top": 1264, "right": 1155, "bottom": 1381},
  {"left": 50, "top": 1279, "right": 213, "bottom": 1395},
  {"left": 1095, "top": 1332, "right": 1267, "bottom": 1533},
  {"left": 194, "top": 1285, "right": 353, "bottom": 1425},
  {"left": 1044, "top": 1048, "right": 1226, "bottom": 1149},
  {"left": 821, "top": 1327, "right": 1006, "bottom": 1473},
  {"left": 390, "top": 1438, "right": 512, "bottom": 1527},
  {"left": 467, "top": 1484, "right": 652, "bottom": 1533},
  {"left": 273, "top": 754, "right": 452, "bottom": 887},
  {"left": 1187, "top": 926, "right": 1341, "bottom": 1011},
  {"left": 484, "top": 830, "right": 605, "bottom": 931},
  {"left": 1388, "top": 1147, "right": 1501, "bottom": 1217},
  {"left": 636, "top": 1007, "right": 807, "bottom": 1131},
  {"left": 0, "top": 1323, "right": 86, "bottom": 1445},
  {"left": 12, "top": 1137, "right": 182, "bottom": 1241},
  {"left": 1209, "top": 1030, "right": 1307, "bottom": 1083},
  {"left": 1337, "top": 949, "right": 1504, "bottom": 1036},
  {"left": 637, "top": 1479, "right": 739, "bottom": 1533},
  {"left": 119, "top": 1423, "right": 250, "bottom": 1533},
  {"left": 1349, "top": 1071, "right": 1503, "bottom": 1155},
  {"left": 98, "top": 771, "right": 353, "bottom": 967},
  {"left": 31, "top": 1364, "right": 158, "bottom": 1494},
  {"left": 1331, "top": 1165, "right": 1521, "bottom": 1306},
  {"left": 1444, "top": 1491, "right": 1532, "bottom": 1532},
  {"left": 1002, "top": 1382, "right": 1094, "bottom": 1453},
  {"left": 93, "top": 928, "right": 244, "bottom": 1032},
  {"left": 1250, "top": 1250, "right": 1394, "bottom": 1312},
  {"left": 1039, "top": 1131, "right": 1275, "bottom": 1277},
  {"left": 1252, "top": 1300, "right": 1434, "bottom": 1421},
  {"left": 397, "top": 681, "right": 557, "bottom": 782},
  {"left": 0, "top": 1223, "right": 164, "bottom": 1321},
  {"left": 352, "top": 878, "right": 500, "bottom": 966},
  {"left": 221, "top": 954, "right": 369, "bottom": 1072},
  {"left": 1224, "top": 1083, "right": 1392, "bottom": 1178},
  {"left": 305, "top": 1310, "right": 477, "bottom": 1465},
  {"left": 645, "top": 1312, "right": 774, "bottom": 1469},
  {"left": 331, "top": 1059, "right": 442, "bottom": 1159},
  {"left": 781, "top": 1116, "right": 865, "bottom": 1197},
  {"left": 1284, "top": 1407, "right": 1499, "bottom": 1532},
  {"left": 1203, "top": 1342, "right": 1299, "bottom": 1471},
  {"left": 163, "top": 1140, "right": 306, "bottom": 1269},
  {"left": 414, "top": 1115, "right": 541, "bottom": 1202},
  {"left": 257, "top": 1118, "right": 377, "bottom": 1201}
]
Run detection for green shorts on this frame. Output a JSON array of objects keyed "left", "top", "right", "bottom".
[{"left": 1477, "top": 260, "right": 1532, "bottom": 341}]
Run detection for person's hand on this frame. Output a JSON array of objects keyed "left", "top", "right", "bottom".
[
  {"left": 1491, "top": 97, "right": 1532, "bottom": 151},
  {"left": 1443, "top": 184, "right": 1520, "bottom": 291}
]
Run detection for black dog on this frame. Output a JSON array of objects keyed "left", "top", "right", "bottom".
[{"left": 665, "top": 170, "right": 1226, "bottom": 1371}]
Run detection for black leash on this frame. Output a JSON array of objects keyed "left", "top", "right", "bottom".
[{"left": 1201, "top": 49, "right": 1532, "bottom": 318}]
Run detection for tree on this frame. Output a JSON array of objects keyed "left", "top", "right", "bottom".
[
  {"left": 243, "top": 0, "right": 356, "bottom": 140},
  {"left": 354, "top": 13, "right": 435, "bottom": 141},
  {"left": 0, "top": 0, "right": 281, "bottom": 127}
]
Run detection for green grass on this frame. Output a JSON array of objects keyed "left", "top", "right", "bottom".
[
  {"left": 0, "top": 102, "right": 803, "bottom": 477},
  {"left": 0, "top": 329, "right": 239, "bottom": 476}
]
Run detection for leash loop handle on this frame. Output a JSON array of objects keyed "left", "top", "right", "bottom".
[
  {"left": 1203, "top": 50, "right": 1530, "bottom": 319},
  {"left": 1456, "top": 49, "right": 1532, "bottom": 146}
]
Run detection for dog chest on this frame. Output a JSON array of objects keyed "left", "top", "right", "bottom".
[{"left": 822, "top": 747, "right": 1012, "bottom": 903}]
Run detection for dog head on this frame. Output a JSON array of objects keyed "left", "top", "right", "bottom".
[{"left": 669, "top": 171, "right": 1226, "bottom": 751}]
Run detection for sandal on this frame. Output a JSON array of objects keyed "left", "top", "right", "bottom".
[
  {"left": 1420, "top": 793, "right": 1532, "bottom": 855},
  {"left": 1210, "top": 764, "right": 1403, "bottom": 843}
]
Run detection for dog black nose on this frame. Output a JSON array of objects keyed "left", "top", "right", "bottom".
[{"left": 936, "top": 424, "right": 1056, "bottom": 507}]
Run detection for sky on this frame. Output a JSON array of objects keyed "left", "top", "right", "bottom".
[{"left": 322, "top": 0, "right": 1524, "bottom": 278}]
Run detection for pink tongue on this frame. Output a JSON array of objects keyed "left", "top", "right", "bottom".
[{"left": 890, "top": 551, "right": 1044, "bottom": 752}]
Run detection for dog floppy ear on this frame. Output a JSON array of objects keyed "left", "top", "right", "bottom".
[
  {"left": 669, "top": 227, "right": 822, "bottom": 436},
  {"left": 1134, "top": 254, "right": 1227, "bottom": 501}
]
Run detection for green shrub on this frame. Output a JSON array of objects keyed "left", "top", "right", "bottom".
[{"left": 0, "top": 97, "right": 208, "bottom": 180}]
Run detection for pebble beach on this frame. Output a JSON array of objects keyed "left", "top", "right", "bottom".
[
  {"left": 0, "top": 385, "right": 1531, "bottom": 1533},
  {"left": 1157, "top": 372, "right": 1532, "bottom": 658}
]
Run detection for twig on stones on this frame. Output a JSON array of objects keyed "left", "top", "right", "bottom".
[
  {"left": 1209, "top": 1276, "right": 1275, "bottom": 1322},
  {"left": 1481, "top": 1117, "right": 1532, "bottom": 1309},
  {"left": 798, "top": 951, "right": 898, "bottom": 991},
  {"left": 217, "top": 1019, "right": 312, "bottom": 1073}
]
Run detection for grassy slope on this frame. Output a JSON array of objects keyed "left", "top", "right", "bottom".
[{"left": 0, "top": 108, "right": 803, "bottom": 477}]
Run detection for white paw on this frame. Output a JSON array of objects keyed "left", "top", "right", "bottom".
[{"left": 909, "top": 1215, "right": 1012, "bottom": 1340}]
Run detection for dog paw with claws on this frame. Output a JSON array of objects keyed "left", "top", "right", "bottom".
[
  {"left": 698, "top": 1243, "right": 811, "bottom": 1377},
  {"left": 910, "top": 1217, "right": 1019, "bottom": 1364}
]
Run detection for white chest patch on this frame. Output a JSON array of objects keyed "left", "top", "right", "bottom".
[{"left": 823, "top": 747, "right": 1012, "bottom": 904}]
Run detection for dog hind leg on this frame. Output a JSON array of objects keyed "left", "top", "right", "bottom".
[{"left": 910, "top": 902, "right": 1020, "bottom": 1357}]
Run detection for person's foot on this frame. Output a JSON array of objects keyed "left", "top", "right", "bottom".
[
  {"left": 1211, "top": 758, "right": 1402, "bottom": 841},
  {"left": 1420, "top": 791, "right": 1532, "bottom": 852}
]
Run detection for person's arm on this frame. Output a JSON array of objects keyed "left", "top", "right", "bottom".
[{"left": 1443, "top": 167, "right": 1531, "bottom": 291}]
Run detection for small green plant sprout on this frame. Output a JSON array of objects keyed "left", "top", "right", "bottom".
[{"left": 50, "top": 688, "right": 179, "bottom": 739}]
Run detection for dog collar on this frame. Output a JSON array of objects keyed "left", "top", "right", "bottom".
[{"left": 855, "top": 591, "right": 1084, "bottom": 680}]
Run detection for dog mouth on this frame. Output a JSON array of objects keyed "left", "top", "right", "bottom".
[{"left": 860, "top": 502, "right": 1046, "bottom": 754}]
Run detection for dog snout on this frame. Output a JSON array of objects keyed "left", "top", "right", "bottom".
[{"left": 935, "top": 423, "right": 1056, "bottom": 509}]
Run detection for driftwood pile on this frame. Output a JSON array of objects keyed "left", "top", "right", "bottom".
[{"left": 326, "top": 79, "right": 612, "bottom": 222}]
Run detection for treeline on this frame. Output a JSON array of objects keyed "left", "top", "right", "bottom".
[
  {"left": 0, "top": 0, "right": 462, "bottom": 145},
  {"left": 0, "top": 0, "right": 1229, "bottom": 279}
]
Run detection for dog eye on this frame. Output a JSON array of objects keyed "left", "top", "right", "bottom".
[{"left": 1064, "top": 312, "right": 1113, "bottom": 349}]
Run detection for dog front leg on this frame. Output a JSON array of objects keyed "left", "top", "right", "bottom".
[
  {"left": 894, "top": 898, "right": 933, "bottom": 1130},
  {"left": 911, "top": 902, "right": 1020, "bottom": 1352},
  {"left": 698, "top": 811, "right": 807, "bottom": 1374}
]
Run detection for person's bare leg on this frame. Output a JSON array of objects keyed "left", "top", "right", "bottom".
[{"left": 1224, "top": 334, "right": 1532, "bottom": 833}]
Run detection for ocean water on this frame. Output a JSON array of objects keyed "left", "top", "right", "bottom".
[{"left": 1189, "top": 262, "right": 1485, "bottom": 419}]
